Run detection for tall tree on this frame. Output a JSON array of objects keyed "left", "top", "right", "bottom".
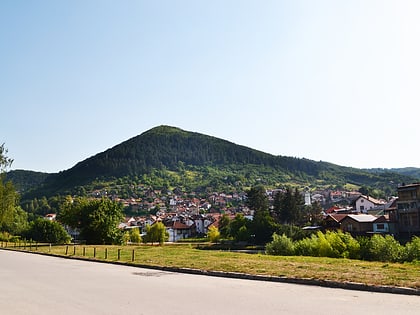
[
  {"left": 246, "top": 185, "right": 276, "bottom": 244},
  {"left": 59, "top": 197, "right": 124, "bottom": 244},
  {"left": 274, "top": 187, "right": 305, "bottom": 225},
  {"left": 246, "top": 185, "right": 268, "bottom": 213},
  {"left": 0, "top": 144, "right": 19, "bottom": 232},
  {"left": 218, "top": 214, "right": 231, "bottom": 238}
]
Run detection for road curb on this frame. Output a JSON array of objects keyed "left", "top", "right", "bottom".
[{"left": 2, "top": 247, "right": 419, "bottom": 296}]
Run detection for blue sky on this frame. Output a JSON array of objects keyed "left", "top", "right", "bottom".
[{"left": 2, "top": 0, "right": 420, "bottom": 173}]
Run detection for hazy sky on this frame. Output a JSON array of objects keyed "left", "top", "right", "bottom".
[{"left": 2, "top": 0, "right": 420, "bottom": 173}]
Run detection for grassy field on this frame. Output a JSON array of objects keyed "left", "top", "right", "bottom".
[{"left": 3, "top": 242, "right": 420, "bottom": 290}]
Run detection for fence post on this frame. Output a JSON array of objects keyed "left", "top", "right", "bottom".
[
  {"left": 65, "top": 245, "right": 68, "bottom": 255},
  {"left": 118, "top": 248, "right": 121, "bottom": 260},
  {"left": 94, "top": 247, "right": 96, "bottom": 258},
  {"left": 73, "top": 246, "right": 76, "bottom": 255},
  {"left": 83, "top": 247, "right": 86, "bottom": 256},
  {"left": 132, "top": 249, "right": 135, "bottom": 262},
  {"left": 49, "top": 243, "right": 51, "bottom": 252},
  {"left": 105, "top": 248, "right": 108, "bottom": 260}
]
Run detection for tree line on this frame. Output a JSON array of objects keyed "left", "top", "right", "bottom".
[{"left": 218, "top": 185, "right": 323, "bottom": 245}]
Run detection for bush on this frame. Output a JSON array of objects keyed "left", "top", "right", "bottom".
[
  {"left": 129, "top": 228, "right": 142, "bottom": 243},
  {"left": 338, "top": 231, "right": 360, "bottom": 259},
  {"left": 294, "top": 235, "right": 317, "bottom": 256},
  {"left": 405, "top": 236, "right": 420, "bottom": 262},
  {"left": 364, "top": 234, "right": 404, "bottom": 262},
  {"left": 275, "top": 224, "right": 312, "bottom": 241},
  {"left": 266, "top": 233, "right": 294, "bottom": 256},
  {"left": 207, "top": 226, "right": 221, "bottom": 243}
]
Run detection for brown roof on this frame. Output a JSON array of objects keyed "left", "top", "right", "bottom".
[{"left": 327, "top": 214, "right": 347, "bottom": 223}]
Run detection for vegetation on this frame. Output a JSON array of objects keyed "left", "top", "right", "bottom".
[
  {"left": 58, "top": 197, "right": 124, "bottom": 244},
  {"left": 23, "top": 218, "right": 70, "bottom": 244},
  {"left": 266, "top": 231, "right": 420, "bottom": 263},
  {"left": 143, "top": 222, "right": 168, "bottom": 245},
  {"left": 207, "top": 226, "right": 220, "bottom": 243},
  {"left": 12, "top": 126, "right": 417, "bottom": 201}
]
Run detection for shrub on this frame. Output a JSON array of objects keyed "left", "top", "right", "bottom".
[
  {"left": 207, "top": 226, "right": 221, "bottom": 243},
  {"left": 405, "top": 236, "right": 420, "bottom": 262},
  {"left": 324, "top": 231, "right": 346, "bottom": 258},
  {"left": 266, "top": 233, "right": 294, "bottom": 256},
  {"left": 338, "top": 232, "right": 360, "bottom": 259},
  {"left": 294, "top": 235, "right": 317, "bottom": 256},
  {"left": 316, "top": 231, "right": 334, "bottom": 257},
  {"left": 129, "top": 228, "right": 142, "bottom": 243},
  {"left": 365, "top": 234, "right": 404, "bottom": 262}
]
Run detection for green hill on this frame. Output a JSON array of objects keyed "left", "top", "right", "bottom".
[{"left": 15, "top": 125, "right": 417, "bottom": 198}]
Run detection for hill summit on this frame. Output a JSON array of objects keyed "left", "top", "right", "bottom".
[{"left": 20, "top": 125, "right": 415, "bottom": 198}]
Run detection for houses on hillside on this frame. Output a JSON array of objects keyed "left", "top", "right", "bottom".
[
  {"left": 47, "top": 183, "right": 420, "bottom": 241},
  {"left": 322, "top": 183, "right": 420, "bottom": 237}
]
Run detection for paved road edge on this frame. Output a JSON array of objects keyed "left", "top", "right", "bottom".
[{"left": 2, "top": 247, "right": 419, "bottom": 296}]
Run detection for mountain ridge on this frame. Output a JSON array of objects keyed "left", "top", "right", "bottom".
[{"left": 7, "top": 125, "right": 420, "bottom": 198}]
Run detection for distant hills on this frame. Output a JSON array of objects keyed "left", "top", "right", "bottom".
[{"left": 7, "top": 125, "right": 420, "bottom": 199}]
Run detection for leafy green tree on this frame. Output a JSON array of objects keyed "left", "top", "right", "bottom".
[
  {"left": 143, "top": 222, "right": 167, "bottom": 245},
  {"left": 0, "top": 144, "right": 13, "bottom": 173},
  {"left": 59, "top": 197, "right": 124, "bottom": 245},
  {"left": 24, "top": 218, "right": 70, "bottom": 244},
  {"left": 245, "top": 185, "right": 277, "bottom": 244},
  {"left": 229, "top": 213, "right": 251, "bottom": 241},
  {"left": 0, "top": 144, "right": 20, "bottom": 232},
  {"left": 207, "top": 225, "right": 221, "bottom": 243},
  {"left": 218, "top": 214, "right": 231, "bottom": 238},
  {"left": 252, "top": 207, "right": 276, "bottom": 244},
  {"left": 129, "top": 228, "right": 142, "bottom": 243},
  {"left": 3, "top": 206, "right": 28, "bottom": 235}
]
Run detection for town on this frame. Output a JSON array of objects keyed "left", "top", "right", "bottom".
[{"left": 62, "top": 182, "right": 420, "bottom": 242}]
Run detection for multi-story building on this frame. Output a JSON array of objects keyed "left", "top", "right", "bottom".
[{"left": 396, "top": 183, "right": 420, "bottom": 235}]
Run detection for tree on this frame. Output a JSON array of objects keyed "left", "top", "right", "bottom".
[
  {"left": 207, "top": 225, "right": 220, "bottom": 243},
  {"left": 229, "top": 213, "right": 251, "bottom": 242},
  {"left": 58, "top": 197, "right": 124, "bottom": 245},
  {"left": 143, "top": 222, "right": 167, "bottom": 245},
  {"left": 304, "top": 201, "right": 323, "bottom": 226},
  {"left": 252, "top": 207, "right": 276, "bottom": 244},
  {"left": 246, "top": 185, "right": 268, "bottom": 213},
  {"left": 24, "top": 218, "right": 70, "bottom": 244},
  {"left": 274, "top": 187, "right": 305, "bottom": 225},
  {"left": 0, "top": 144, "right": 20, "bottom": 232},
  {"left": 129, "top": 228, "right": 142, "bottom": 243},
  {"left": 218, "top": 214, "right": 231, "bottom": 238}
]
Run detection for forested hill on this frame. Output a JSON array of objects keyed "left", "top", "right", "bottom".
[{"left": 19, "top": 125, "right": 417, "bottom": 198}]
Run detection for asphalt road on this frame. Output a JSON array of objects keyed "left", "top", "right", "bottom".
[{"left": 0, "top": 250, "right": 419, "bottom": 315}]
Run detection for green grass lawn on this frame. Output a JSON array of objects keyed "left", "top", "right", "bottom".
[{"left": 4, "top": 242, "right": 420, "bottom": 289}]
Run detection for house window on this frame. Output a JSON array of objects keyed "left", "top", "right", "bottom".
[
  {"left": 377, "top": 224, "right": 385, "bottom": 230},
  {"left": 360, "top": 206, "right": 364, "bottom": 211},
  {"left": 347, "top": 224, "right": 353, "bottom": 232}
]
